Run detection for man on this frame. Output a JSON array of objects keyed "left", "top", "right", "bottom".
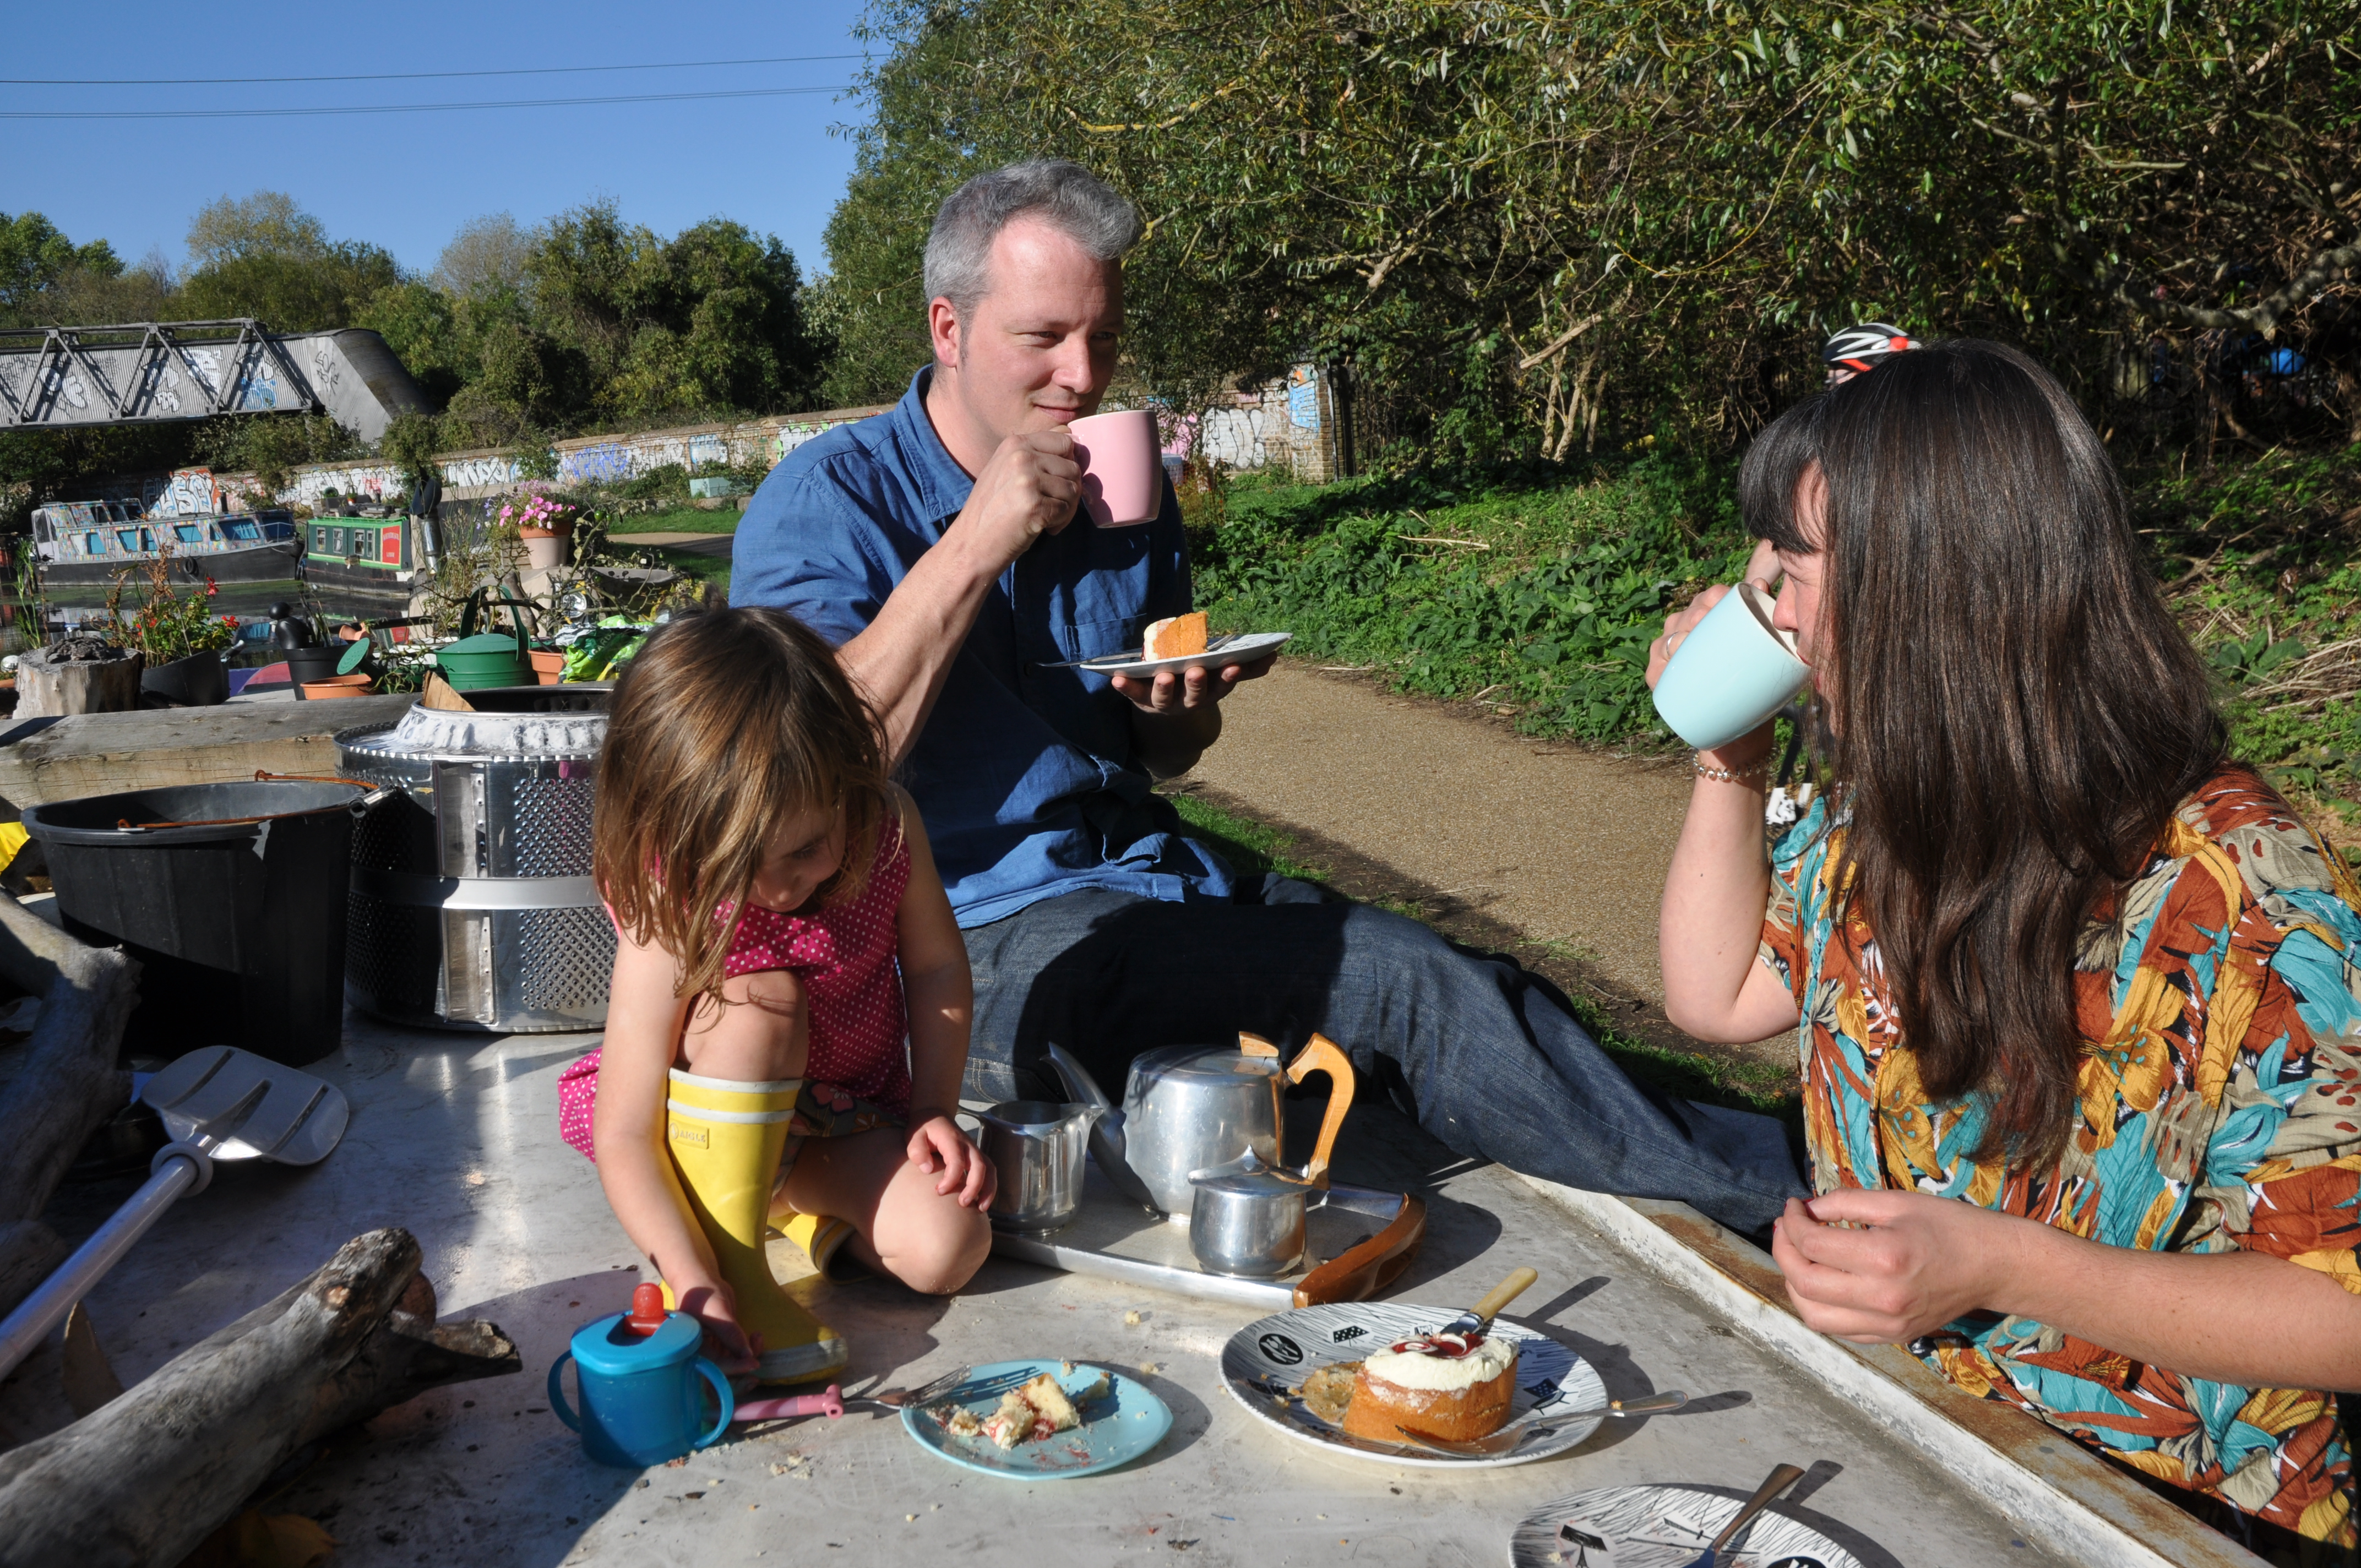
[
  {"left": 733, "top": 160, "right": 1805, "bottom": 1234},
  {"left": 1820, "top": 323, "right": 1921, "bottom": 388}
]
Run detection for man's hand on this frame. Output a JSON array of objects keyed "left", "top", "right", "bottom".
[
  {"left": 907, "top": 1112, "right": 998, "bottom": 1210},
  {"left": 1771, "top": 1190, "right": 2027, "bottom": 1343},
  {"left": 950, "top": 427, "right": 1083, "bottom": 572},
  {"left": 1108, "top": 652, "right": 1275, "bottom": 716}
]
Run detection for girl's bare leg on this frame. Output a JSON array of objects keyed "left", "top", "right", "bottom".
[
  {"left": 780, "top": 1128, "right": 991, "bottom": 1295},
  {"left": 678, "top": 970, "right": 809, "bottom": 1081}
]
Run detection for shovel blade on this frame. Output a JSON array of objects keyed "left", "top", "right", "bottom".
[{"left": 140, "top": 1046, "right": 350, "bottom": 1165}]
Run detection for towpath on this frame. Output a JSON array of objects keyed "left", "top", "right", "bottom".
[{"left": 1173, "top": 660, "right": 1788, "bottom": 1076}]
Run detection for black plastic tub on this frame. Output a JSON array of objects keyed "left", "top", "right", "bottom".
[{"left": 21, "top": 780, "right": 374, "bottom": 1065}]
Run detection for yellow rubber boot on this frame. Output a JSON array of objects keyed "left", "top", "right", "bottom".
[
  {"left": 661, "top": 1069, "right": 847, "bottom": 1385},
  {"left": 776, "top": 1211, "right": 863, "bottom": 1283}
]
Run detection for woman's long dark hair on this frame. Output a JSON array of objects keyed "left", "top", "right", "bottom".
[{"left": 1743, "top": 339, "right": 2224, "bottom": 1167}]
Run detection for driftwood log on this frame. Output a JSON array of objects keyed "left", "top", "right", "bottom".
[
  {"left": 0, "top": 893, "right": 138, "bottom": 1316},
  {"left": 0, "top": 1227, "right": 520, "bottom": 1568}
]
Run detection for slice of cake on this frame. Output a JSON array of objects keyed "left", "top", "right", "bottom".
[
  {"left": 1141, "top": 612, "right": 1208, "bottom": 661},
  {"left": 1337, "top": 1331, "right": 1518, "bottom": 1442},
  {"left": 971, "top": 1370, "right": 1102, "bottom": 1449}
]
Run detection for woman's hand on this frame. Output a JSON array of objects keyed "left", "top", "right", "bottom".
[
  {"left": 669, "top": 1275, "right": 758, "bottom": 1374},
  {"left": 1646, "top": 538, "right": 1780, "bottom": 692},
  {"left": 906, "top": 1111, "right": 998, "bottom": 1210},
  {"left": 1771, "top": 1189, "right": 2027, "bottom": 1343}
]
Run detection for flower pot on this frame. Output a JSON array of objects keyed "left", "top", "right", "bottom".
[
  {"left": 520, "top": 525, "right": 571, "bottom": 571},
  {"left": 529, "top": 650, "right": 566, "bottom": 686},
  {"left": 139, "top": 651, "right": 231, "bottom": 708},
  {"left": 286, "top": 644, "right": 344, "bottom": 693},
  {"left": 299, "top": 673, "right": 374, "bottom": 700}
]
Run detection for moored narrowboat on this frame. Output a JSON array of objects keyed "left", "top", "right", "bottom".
[
  {"left": 31, "top": 500, "right": 302, "bottom": 586},
  {"left": 300, "top": 513, "right": 422, "bottom": 607}
]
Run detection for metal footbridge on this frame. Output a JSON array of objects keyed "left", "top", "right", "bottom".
[{"left": 0, "top": 319, "right": 431, "bottom": 443}]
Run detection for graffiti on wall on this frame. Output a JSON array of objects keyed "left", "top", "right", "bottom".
[
  {"left": 153, "top": 467, "right": 218, "bottom": 516},
  {"left": 1286, "top": 364, "right": 1321, "bottom": 431}
]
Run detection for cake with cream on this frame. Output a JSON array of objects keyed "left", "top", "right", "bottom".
[
  {"left": 1336, "top": 1330, "right": 1519, "bottom": 1442},
  {"left": 1140, "top": 612, "right": 1207, "bottom": 661},
  {"left": 939, "top": 1368, "right": 1110, "bottom": 1450}
]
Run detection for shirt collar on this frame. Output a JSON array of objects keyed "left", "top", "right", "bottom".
[{"left": 889, "top": 366, "right": 979, "bottom": 524}]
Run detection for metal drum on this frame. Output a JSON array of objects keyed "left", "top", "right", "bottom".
[{"left": 336, "top": 685, "right": 613, "bottom": 1032}]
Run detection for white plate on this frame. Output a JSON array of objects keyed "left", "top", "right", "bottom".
[
  {"left": 1219, "top": 1300, "right": 1606, "bottom": 1469},
  {"left": 1081, "top": 630, "right": 1291, "bottom": 678},
  {"left": 1509, "top": 1484, "right": 1865, "bottom": 1567}
]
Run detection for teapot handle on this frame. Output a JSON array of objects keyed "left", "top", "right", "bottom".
[{"left": 1285, "top": 1032, "right": 1357, "bottom": 1186}]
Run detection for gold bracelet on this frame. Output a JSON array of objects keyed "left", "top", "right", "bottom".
[{"left": 1693, "top": 753, "right": 1770, "bottom": 787}]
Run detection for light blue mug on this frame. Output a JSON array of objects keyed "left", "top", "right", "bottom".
[{"left": 1650, "top": 581, "right": 1809, "bottom": 750}]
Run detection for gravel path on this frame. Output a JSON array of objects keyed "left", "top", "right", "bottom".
[{"left": 1176, "top": 659, "right": 1788, "bottom": 1071}]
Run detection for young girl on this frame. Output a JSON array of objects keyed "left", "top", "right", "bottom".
[{"left": 558, "top": 606, "right": 995, "bottom": 1384}]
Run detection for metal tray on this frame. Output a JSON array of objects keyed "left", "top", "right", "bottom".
[{"left": 989, "top": 1163, "right": 1426, "bottom": 1310}]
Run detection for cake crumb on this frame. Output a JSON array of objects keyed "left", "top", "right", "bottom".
[{"left": 1123, "top": 1310, "right": 1144, "bottom": 1325}]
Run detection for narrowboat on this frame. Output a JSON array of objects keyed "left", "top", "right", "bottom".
[
  {"left": 300, "top": 513, "right": 421, "bottom": 607},
  {"left": 31, "top": 500, "right": 302, "bottom": 586}
]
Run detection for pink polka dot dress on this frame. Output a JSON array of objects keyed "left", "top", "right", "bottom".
[{"left": 556, "top": 812, "right": 915, "bottom": 1159}]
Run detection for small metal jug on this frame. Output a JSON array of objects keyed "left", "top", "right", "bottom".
[
  {"left": 975, "top": 1099, "right": 1096, "bottom": 1233},
  {"left": 1188, "top": 1166, "right": 1312, "bottom": 1277},
  {"left": 548, "top": 1282, "right": 733, "bottom": 1468},
  {"left": 1048, "top": 1033, "right": 1357, "bottom": 1219}
]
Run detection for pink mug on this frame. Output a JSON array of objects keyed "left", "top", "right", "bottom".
[{"left": 1068, "top": 409, "right": 1163, "bottom": 527}]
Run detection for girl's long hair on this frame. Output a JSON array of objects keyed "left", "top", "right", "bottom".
[
  {"left": 1743, "top": 339, "right": 2224, "bottom": 1167},
  {"left": 593, "top": 606, "right": 891, "bottom": 1004}
]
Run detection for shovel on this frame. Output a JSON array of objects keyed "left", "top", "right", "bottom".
[{"left": 0, "top": 1046, "right": 350, "bottom": 1380}]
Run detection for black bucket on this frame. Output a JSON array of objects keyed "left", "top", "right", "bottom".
[{"left": 21, "top": 780, "right": 373, "bottom": 1065}]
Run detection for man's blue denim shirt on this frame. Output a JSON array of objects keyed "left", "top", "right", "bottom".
[{"left": 730, "top": 369, "right": 1236, "bottom": 927}]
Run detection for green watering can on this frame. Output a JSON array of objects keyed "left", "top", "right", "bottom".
[{"left": 433, "top": 589, "right": 534, "bottom": 690}]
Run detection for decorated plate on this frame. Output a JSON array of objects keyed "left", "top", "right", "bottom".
[
  {"left": 1509, "top": 1484, "right": 1865, "bottom": 1567},
  {"left": 1081, "top": 630, "right": 1292, "bottom": 678},
  {"left": 1220, "top": 1300, "right": 1607, "bottom": 1469},
  {"left": 900, "top": 1358, "right": 1172, "bottom": 1480}
]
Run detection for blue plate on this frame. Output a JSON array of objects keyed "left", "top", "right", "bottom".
[{"left": 899, "top": 1358, "right": 1172, "bottom": 1480}]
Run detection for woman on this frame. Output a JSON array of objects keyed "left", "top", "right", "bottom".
[{"left": 1652, "top": 339, "right": 2361, "bottom": 1555}]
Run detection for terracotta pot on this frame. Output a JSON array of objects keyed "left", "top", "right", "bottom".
[
  {"left": 528, "top": 650, "right": 566, "bottom": 686},
  {"left": 520, "top": 524, "right": 570, "bottom": 571},
  {"left": 299, "top": 673, "right": 375, "bottom": 700}
]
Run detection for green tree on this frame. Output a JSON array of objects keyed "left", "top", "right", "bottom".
[
  {"left": 0, "top": 212, "right": 123, "bottom": 326},
  {"left": 178, "top": 191, "right": 399, "bottom": 330}
]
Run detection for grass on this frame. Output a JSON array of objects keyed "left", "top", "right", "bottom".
[
  {"left": 603, "top": 506, "right": 740, "bottom": 535},
  {"left": 1162, "top": 787, "right": 1798, "bottom": 1118}
]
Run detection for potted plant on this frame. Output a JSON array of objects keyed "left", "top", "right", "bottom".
[
  {"left": 104, "top": 553, "right": 238, "bottom": 707},
  {"left": 504, "top": 492, "right": 579, "bottom": 571}
]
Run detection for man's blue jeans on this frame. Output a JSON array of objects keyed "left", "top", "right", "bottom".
[{"left": 959, "top": 875, "right": 1808, "bottom": 1236}]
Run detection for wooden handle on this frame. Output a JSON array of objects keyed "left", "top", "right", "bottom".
[
  {"left": 1284, "top": 1032, "right": 1356, "bottom": 1185},
  {"left": 1294, "top": 1195, "right": 1426, "bottom": 1308},
  {"left": 1470, "top": 1266, "right": 1538, "bottom": 1325},
  {"left": 1237, "top": 1031, "right": 1279, "bottom": 1059}
]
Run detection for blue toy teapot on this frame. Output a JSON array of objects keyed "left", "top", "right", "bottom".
[{"left": 549, "top": 1282, "right": 734, "bottom": 1468}]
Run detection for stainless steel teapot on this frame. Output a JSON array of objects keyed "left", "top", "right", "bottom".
[{"left": 1047, "top": 1032, "right": 1356, "bottom": 1218}]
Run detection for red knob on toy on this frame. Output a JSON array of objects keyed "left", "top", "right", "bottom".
[{"left": 625, "top": 1282, "right": 668, "bottom": 1337}]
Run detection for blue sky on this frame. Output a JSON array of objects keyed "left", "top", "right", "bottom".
[{"left": 6, "top": 0, "right": 875, "bottom": 284}]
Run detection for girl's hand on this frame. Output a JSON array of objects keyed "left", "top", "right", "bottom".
[
  {"left": 1771, "top": 1190, "right": 2026, "bottom": 1344},
  {"left": 1645, "top": 538, "right": 1781, "bottom": 692},
  {"left": 668, "top": 1276, "right": 758, "bottom": 1374},
  {"left": 906, "top": 1112, "right": 998, "bottom": 1210}
]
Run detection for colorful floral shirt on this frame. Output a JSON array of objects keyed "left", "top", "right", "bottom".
[{"left": 1760, "top": 766, "right": 2361, "bottom": 1545}]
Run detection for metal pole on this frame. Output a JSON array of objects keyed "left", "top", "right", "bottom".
[{"left": 0, "top": 1148, "right": 206, "bottom": 1382}]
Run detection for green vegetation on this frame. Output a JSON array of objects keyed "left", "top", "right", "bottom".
[
  {"left": 602, "top": 508, "right": 741, "bottom": 536},
  {"left": 1162, "top": 787, "right": 1796, "bottom": 1115},
  {"left": 827, "top": 0, "right": 2360, "bottom": 460},
  {"left": 1195, "top": 440, "right": 2361, "bottom": 840}
]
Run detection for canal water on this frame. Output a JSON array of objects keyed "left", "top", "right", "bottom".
[{"left": 2, "top": 577, "right": 378, "bottom": 659}]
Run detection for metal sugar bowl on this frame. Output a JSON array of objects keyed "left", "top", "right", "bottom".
[{"left": 336, "top": 685, "right": 613, "bottom": 1032}]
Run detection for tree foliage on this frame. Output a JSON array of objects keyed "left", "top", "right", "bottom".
[{"left": 823, "top": 0, "right": 2361, "bottom": 459}]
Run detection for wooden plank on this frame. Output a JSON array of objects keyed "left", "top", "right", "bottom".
[{"left": 0, "top": 695, "right": 414, "bottom": 809}]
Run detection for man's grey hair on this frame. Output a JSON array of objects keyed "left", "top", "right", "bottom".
[{"left": 924, "top": 160, "right": 1142, "bottom": 319}]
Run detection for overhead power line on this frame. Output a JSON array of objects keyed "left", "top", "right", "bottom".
[
  {"left": 0, "top": 85, "right": 854, "bottom": 121},
  {"left": 0, "top": 52, "right": 864, "bottom": 87}
]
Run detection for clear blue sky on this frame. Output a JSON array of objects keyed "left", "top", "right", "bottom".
[{"left": 6, "top": 0, "right": 875, "bottom": 284}]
